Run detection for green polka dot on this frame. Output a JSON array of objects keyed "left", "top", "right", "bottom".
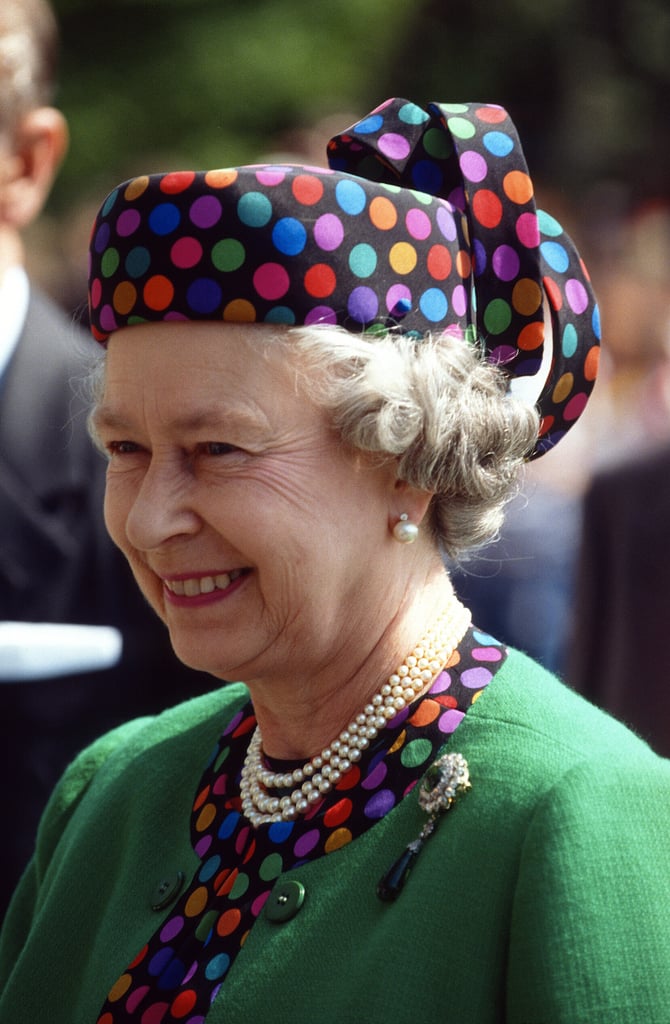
[
  {"left": 400, "top": 737, "right": 433, "bottom": 768},
  {"left": 423, "top": 126, "right": 452, "bottom": 160},
  {"left": 483, "top": 298, "right": 513, "bottom": 335},
  {"left": 214, "top": 745, "right": 230, "bottom": 772},
  {"left": 211, "top": 238, "right": 245, "bottom": 272},
  {"left": 195, "top": 909, "right": 218, "bottom": 941},
  {"left": 101, "top": 248, "right": 120, "bottom": 277},
  {"left": 410, "top": 190, "right": 433, "bottom": 206},
  {"left": 229, "top": 872, "right": 249, "bottom": 899},
  {"left": 447, "top": 116, "right": 476, "bottom": 141},
  {"left": 259, "top": 852, "right": 284, "bottom": 882}
]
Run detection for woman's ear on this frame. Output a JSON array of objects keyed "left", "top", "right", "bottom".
[
  {"left": 0, "top": 107, "right": 68, "bottom": 229},
  {"left": 390, "top": 477, "right": 434, "bottom": 528}
]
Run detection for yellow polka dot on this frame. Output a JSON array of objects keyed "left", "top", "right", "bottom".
[
  {"left": 552, "top": 372, "right": 574, "bottom": 404},
  {"left": 512, "top": 278, "right": 542, "bottom": 316},
  {"left": 325, "top": 827, "right": 353, "bottom": 853},
  {"left": 389, "top": 242, "right": 418, "bottom": 275},
  {"left": 113, "top": 281, "right": 137, "bottom": 316},
  {"left": 205, "top": 168, "right": 238, "bottom": 188},
  {"left": 195, "top": 801, "right": 217, "bottom": 833},
  {"left": 124, "top": 176, "right": 149, "bottom": 200},
  {"left": 388, "top": 729, "right": 406, "bottom": 755}
]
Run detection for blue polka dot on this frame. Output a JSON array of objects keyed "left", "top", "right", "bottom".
[
  {"left": 399, "top": 101, "right": 430, "bottom": 125},
  {"left": 148, "top": 202, "right": 181, "bottom": 235},
  {"left": 101, "top": 189, "right": 118, "bottom": 217},
  {"left": 205, "top": 953, "right": 231, "bottom": 981},
  {"left": 411, "top": 159, "right": 443, "bottom": 196},
  {"left": 199, "top": 854, "right": 221, "bottom": 883},
  {"left": 272, "top": 217, "right": 307, "bottom": 256},
  {"left": 473, "top": 238, "right": 487, "bottom": 276},
  {"left": 217, "top": 811, "right": 240, "bottom": 840},
  {"left": 540, "top": 241, "right": 570, "bottom": 273},
  {"left": 483, "top": 131, "right": 515, "bottom": 157},
  {"left": 335, "top": 179, "right": 367, "bottom": 216},
  {"left": 592, "top": 303, "right": 601, "bottom": 339},
  {"left": 187, "top": 278, "right": 222, "bottom": 313},
  {"left": 237, "top": 192, "right": 273, "bottom": 228},
  {"left": 157, "top": 956, "right": 187, "bottom": 990},
  {"left": 419, "top": 288, "right": 448, "bottom": 322},
  {"left": 268, "top": 820, "right": 295, "bottom": 843},
  {"left": 538, "top": 210, "right": 564, "bottom": 238},
  {"left": 353, "top": 114, "right": 384, "bottom": 134}
]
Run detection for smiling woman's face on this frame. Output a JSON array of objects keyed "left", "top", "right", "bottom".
[{"left": 92, "top": 321, "right": 401, "bottom": 685}]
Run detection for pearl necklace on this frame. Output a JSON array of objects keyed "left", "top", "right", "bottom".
[{"left": 240, "top": 596, "right": 472, "bottom": 827}]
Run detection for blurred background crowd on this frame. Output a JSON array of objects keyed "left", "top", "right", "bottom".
[{"left": 2, "top": 0, "right": 670, "bottom": 915}]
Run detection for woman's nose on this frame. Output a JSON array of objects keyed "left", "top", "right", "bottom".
[{"left": 124, "top": 458, "right": 200, "bottom": 551}]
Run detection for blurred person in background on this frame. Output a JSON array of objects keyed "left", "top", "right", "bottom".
[
  {"left": 0, "top": 0, "right": 210, "bottom": 920},
  {"left": 0, "top": 96, "right": 668, "bottom": 1023}
]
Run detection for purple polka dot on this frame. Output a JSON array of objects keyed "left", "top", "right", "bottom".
[
  {"left": 348, "top": 286, "right": 379, "bottom": 323},
  {"left": 293, "top": 829, "right": 320, "bottom": 858},
  {"left": 405, "top": 208, "right": 432, "bottom": 240},
  {"left": 94, "top": 222, "right": 111, "bottom": 253},
  {"left": 223, "top": 710, "right": 245, "bottom": 736},
  {"left": 378, "top": 132, "right": 411, "bottom": 160},
  {"left": 99, "top": 304, "right": 118, "bottom": 332},
  {"left": 459, "top": 151, "right": 488, "bottom": 183},
  {"left": 364, "top": 788, "right": 396, "bottom": 819},
  {"left": 452, "top": 284, "right": 468, "bottom": 317},
  {"left": 362, "top": 759, "right": 388, "bottom": 790},
  {"left": 461, "top": 666, "right": 493, "bottom": 688},
  {"left": 313, "top": 213, "right": 344, "bottom": 251},
  {"left": 492, "top": 244, "right": 520, "bottom": 282},
  {"left": 429, "top": 669, "right": 452, "bottom": 694},
  {"left": 117, "top": 209, "right": 141, "bottom": 237},
  {"left": 565, "top": 278, "right": 589, "bottom": 314},
  {"left": 438, "top": 708, "right": 465, "bottom": 733},
  {"left": 436, "top": 205, "right": 457, "bottom": 241},
  {"left": 190, "top": 195, "right": 222, "bottom": 229},
  {"left": 194, "top": 834, "right": 212, "bottom": 858},
  {"left": 305, "top": 305, "right": 337, "bottom": 325},
  {"left": 488, "top": 343, "right": 518, "bottom": 366},
  {"left": 182, "top": 960, "right": 198, "bottom": 985},
  {"left": 148, "top": 946, "right": 174, "bottom": 977},
  {"left": 160, "top": 916, "right": 184, "bottom": 942}
]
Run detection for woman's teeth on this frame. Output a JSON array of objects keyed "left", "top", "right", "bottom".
[{"left": 166, "top": 570, "right": 242, "bottom": 596}]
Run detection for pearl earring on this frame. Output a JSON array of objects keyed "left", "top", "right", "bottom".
[{"left": 393, "top": 513, "right": 419, "bottom": 544}]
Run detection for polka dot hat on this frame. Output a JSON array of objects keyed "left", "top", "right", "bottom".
[{"left": 87, "top": 97, "right": 601, "bottom": 456}]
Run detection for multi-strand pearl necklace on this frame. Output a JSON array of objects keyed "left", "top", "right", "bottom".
[{"left": 240, "top": 596, "right": 472, "bottom": 827}]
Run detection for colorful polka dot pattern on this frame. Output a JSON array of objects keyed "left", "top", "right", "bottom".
[
  {"left": 95, "top": 627, "right": 506, "bottom": 1022},
  {"left": 329, "top": 98, "right": 601, "bottom": 455},
  {"left": 86, "top": 97, "right": 599, "bottom": 457}
]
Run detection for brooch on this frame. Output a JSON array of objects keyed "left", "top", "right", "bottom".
[{"left": 376, "top": 752, "right": 470, "bottom": 901}]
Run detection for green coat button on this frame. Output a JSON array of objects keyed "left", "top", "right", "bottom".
[
  {"left": 150, "top": 870, "right": 185, "bottom": 911},
  {"left": 265, "top": 880, "right": 305, "bottom": 923}
]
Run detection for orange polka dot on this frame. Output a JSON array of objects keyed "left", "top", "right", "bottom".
[
  {"left": 124, "top": 176, "right": 149, "bottom": 200},
  {"left": 323, "top": 798, "right": 353, "bottom": 828},
  {"left": 127, "top": 944, "right": 148, "bottom": 969},
  {"left": 585, "top": 345, "right": 600, "bottom": 381},
  {"left": 389, "top": 242, "right": 417, "bottom": 274},
  {"left": 512, "top": 278, "right": 542, "bottom": 316},
  {"left": 113, "top": 281, "right": 137, "bottom": 316},
  {"left": 292, "top": 174, "right": 324, "bottom": 206},
  {"left": 217, "top": 908, "right": 242, "bottom": 937},
  {"left": 171, "top": 990, "right": 197, "bottom": 1018},
  {"left": 304, "top": 263, "right": 336, "bottom": 298},
  {"left": 409, "top": 699, "right": 441, "bottom": 727},
  {"left": 184, "top": 885, "right": 209, "bottom": 918},
  {"left": 195, "top": 802, "right": 217, "bottom": 833},
  {"left": 503, "top": 170, "right": 534, "bottom": 205},
  {"left": 369, "top": 196, "right": 397, "bottom": 230},
  {"left": 476, "top": 106, "right": 507, "bottom": 124},
  {"left": 107, "top": 973, "right": 132, "bottom": 1002},
  {"left": 388, "top": 729, "right": 406, "bottom": 755},
  {"left": 97, "top": 1015, "right": 114, "bottom": 1024},
  {"left": 160, "top": 170, "right": 196, "bottom": 194},
  {"left": 215, "top": 867, "right": 238, "bottom": 896},
  {"left": 427, "top": 244, "right": 452, "bottom": 280},
  {"left": 472, "top": 189, "right": 503, "bottom": 229},
  {"left": 455, "top": 250, "right": 472, "bottom": 278},
  {"left": 192, "top": 784, "right": 211, "bottom": 812},
  {"left": 143, "top": 275, "right": 174, "bottom": 311},
  {"left": 324, "top": 827, "right": 353, "bottom": 853},
  {"left": 552, "top": 372, "right": 574, "bottom": 404},
  {"left": 223, "top": 298, "right": 256, "bottom": 322},
  {"left": 204, "top": 168, "right": 238, "bottom": 188},
  {"left": 518, "top": 321, "right": 545, "bottom": 351}
]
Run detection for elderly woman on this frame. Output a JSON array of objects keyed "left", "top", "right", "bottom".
[{"left": 0, "top": 98, "right": 668, "bottom": 1023}]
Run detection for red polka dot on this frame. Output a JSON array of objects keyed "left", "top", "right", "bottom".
[
  {"left": 472, "top": 189, "right": 503, "bottom": 229},
  {"left": 128, "top": 944, "right": 149, "bottom": 969},
  {"left": 543, "top": 276, "right": 563, "bottom": 311},
  {"left": 160, "top": 171, "right": 196, "bottom": 194},
  {"left": 170, "top": 990, "right": 197, "bottom": 1018},
  {"left": 323, "top": 798, "right": 353, "bottom": 828},
  {"left": 475, "top": 106, "right": 507, "bottom": 124},
  {"left": 292, "top": 174, "right": 324, "bottom": 205},
  {"left": 427, "top": 244, "right": 452, "bottom": 281},
  {"left": 304, "top": 263, "right": 337, "bottom": 298},
  {"left": 143, "top": 275, "right": 174, "bottom": 311},
  {"left": 585, "top": 345, "right": 600, "bottom": 381}
]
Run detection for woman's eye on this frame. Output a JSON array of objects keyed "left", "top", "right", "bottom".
[
  {"left": 202, "top": 442, "right": 238, "bottom": 456},
  {"left": 107, "top": 440, "right": 141, "bottom": 456}
]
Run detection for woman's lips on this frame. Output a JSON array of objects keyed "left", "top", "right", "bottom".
[{"left": 162, "top": 568, "right": 248, "bottom": 605}]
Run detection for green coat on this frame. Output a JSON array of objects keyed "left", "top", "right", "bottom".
[{"left": 1, "top": 648, "right": 669, "bottom": 1023}]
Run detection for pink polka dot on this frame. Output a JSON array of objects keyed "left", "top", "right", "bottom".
[
  {"left": 251, "top": 890, "right": 271, "bottom": 917},
  {"left": 126, "top": 985, "right": 150, "bottom": 1013},
  {"left": 386, "top": 283, "right": 411, "bottom": 313},
  {"left": 516, "top": 212, "right": 540, "bottom": 248},
  {"left": 405, "top": 208, "right": 432, "bottom": 240},
  {"left": 255, "top": 169, "right": 285, "bottom": 186},
  {"left": 314, "top": 213, "right": 344, "bottom": 251},
  {"left": 452, "top": 284, "right": 468, "bottom": 317},
  {"left": 565, "top": 391, "right": 588, "bottom": 421},
  {"left": 90, "top": 277, "right": 102, "bottom": 309},
  {"left": 171, "top": 237, "right": 203, "bottom": 269},
  {"left": 459, "top": 151, "right": 488, "bottom": 183},
  {"left": 438, "top": 708, "right": 465, "bottom": 733},
  {"left": 140, "top": 1001, "right": 169, "bottom": 1024},
  {"left": 253, "top": 263, "right": 290, "bottom": 300}
]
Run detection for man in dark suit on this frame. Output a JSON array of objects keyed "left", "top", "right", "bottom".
[
  {"left": 0, "top": 0, "right": 211, "bottom": 919},
  {"left": 569, "top": 442, "right": 670, "bottom": 758}
]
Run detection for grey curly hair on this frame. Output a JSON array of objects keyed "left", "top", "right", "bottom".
[{"left": 289, "top": 324, "right": 540, "bottom": 558}]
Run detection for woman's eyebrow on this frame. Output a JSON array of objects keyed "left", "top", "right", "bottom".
[{"left": 91, "top": 404, "right": 267, "bottom": 435}]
